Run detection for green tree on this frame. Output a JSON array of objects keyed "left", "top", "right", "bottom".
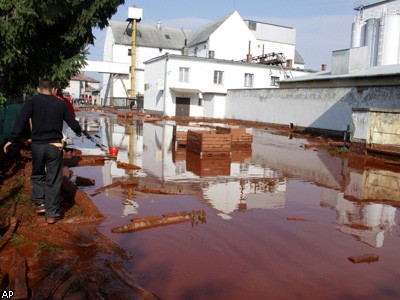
[{"left": 0, "top": 0, "right": 125, "bottom": 99}]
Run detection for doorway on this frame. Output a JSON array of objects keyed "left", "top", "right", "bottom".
[{"left": 175, "top": 97, "right": 190, "bottom": 117}]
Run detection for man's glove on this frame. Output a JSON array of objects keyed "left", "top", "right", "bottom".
[{"left": 3, "top": 141, "right": 12, "bottom": 153}]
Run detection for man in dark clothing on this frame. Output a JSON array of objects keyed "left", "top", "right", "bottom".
[{"left": 3, "top": 79, "right": 82, "bottom": 224}]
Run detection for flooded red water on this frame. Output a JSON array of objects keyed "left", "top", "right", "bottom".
[{"left": 69, "top": 112, "right": 400, "bottom": 299}]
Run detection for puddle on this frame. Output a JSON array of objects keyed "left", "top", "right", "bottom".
[{"left": 67, "top": 112, "right": 400, "bottom": 299}]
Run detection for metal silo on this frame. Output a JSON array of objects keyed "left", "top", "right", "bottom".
[
  {"left": 364, "top": 18, "right": 380, "bottom": 67},
  {"left": 380, "top": 14, "right": 400, "bottom": 65},
  {"left": 351, "top": 20, "right": 366, "bottom": 48}
]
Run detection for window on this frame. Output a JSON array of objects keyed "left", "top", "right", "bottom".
[
  {"left": 179, "top": 67, "right": 190, "bottom": 82},
  {"left": 244, "top": 73, "right": 254, "bottom": 87},
  {"left": 214, "top": 71, "right": 224, "bottom": 85},
  {"left": 248, "top": 21, "right": 257, "bottom": 31},
  {"left": 271, "top": 76, "right": 280, "bottom": 86}
]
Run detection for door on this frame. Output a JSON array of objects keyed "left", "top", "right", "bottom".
[{"left": 175, "top": 97, "right": 190, "bottom": 117}]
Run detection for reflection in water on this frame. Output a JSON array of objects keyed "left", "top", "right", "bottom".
[
  {"left": 345, "top": 168, "right": 400, "bottom": 201},
  {"left": 321, "top": 189, "right": 396, "bottom": 247},
  {"left": 186, "top": 151, "right": 231, "bottom": 177},
  {"left": 70, "top": 113, "right": 399, "bottom": 249}
]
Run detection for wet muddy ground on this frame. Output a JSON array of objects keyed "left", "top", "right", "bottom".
[{"left": 1, "top": 108, "right": 400, "bottom": 299}]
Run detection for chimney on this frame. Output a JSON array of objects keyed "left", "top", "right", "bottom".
[
  {"left": 246, "top": 41, "right": 252, "bottom": 63},
  {"left": 182, "top": 39, "right": 188, "bottom": 56},
  {"left": 156, "top": 20, "right": 161, "bottom": 30},
  {"left": 321, "top": 64, "right": 327, "bottom": 71},
  {"left": 286, "top": 59, "right": 293, "bottom": 68}
]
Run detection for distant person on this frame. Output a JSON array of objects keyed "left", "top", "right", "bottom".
[
  {"left": 3, "top": 79, "right": 82, "bottom": 224},
  {"left": 52, "top": 88, "right": 75, "bottom": 118}
]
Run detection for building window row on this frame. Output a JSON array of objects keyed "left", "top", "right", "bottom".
[{"left": 178, "top": 67, "right": 278, "bottom": 87}]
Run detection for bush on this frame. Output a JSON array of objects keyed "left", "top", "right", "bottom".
[{"left": 0, "top": 93, "right": 6, "bottom": 107}]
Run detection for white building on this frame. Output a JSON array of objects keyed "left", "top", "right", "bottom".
[
  {"left": 351, "top": 0, "right": 400, "bottom": 67},
  {"left": 102, "top": 21, "right": 190, "bottom": 106},
  {"left": 144, "top": 54, "right": 311, "bottom": 117},
  {"left": 101, "top": 10, "right": 307, "bottom": 107},
  {"left": 64, "top": 73, "right": 100, "bottom": 104}
]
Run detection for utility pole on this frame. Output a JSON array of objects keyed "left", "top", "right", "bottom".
[{"left": 127, "top": 5, "right": 142, "bottom": 109}]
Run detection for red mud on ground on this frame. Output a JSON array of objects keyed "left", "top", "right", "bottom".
[{"left": 1, "top": 110, "right": 400, "bottom": 299}]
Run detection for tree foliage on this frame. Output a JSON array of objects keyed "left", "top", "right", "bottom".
[{"left": 0, "top": 0, "right": 125, "bottom": 98}]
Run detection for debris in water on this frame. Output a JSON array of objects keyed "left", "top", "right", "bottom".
[
  {"left": 111, "top": 210, "right": 206, "bottom": 233},
  {"left": 287, "top": 217, "right": 310, "bottom": 222},
  {"left": 91, "top": 181, "right": 122, "bottom": 196},
  {"left": 75, "top": 176, "right": 95, "bottom": 186},
  {"left": 116, "top": 161, "right": 141, "bottom": 170},
  {"left": 348, "top": 254, "right": 379, "bottom": 264}
]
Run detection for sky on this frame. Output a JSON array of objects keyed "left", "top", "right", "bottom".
[{"left": 88, "top": 0, "right": 360, "bottom": 71}]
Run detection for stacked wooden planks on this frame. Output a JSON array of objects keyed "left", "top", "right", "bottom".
[
  {"left": 175, "top": 131, "right": 188, "bottom": 146},
  {"left": 187, "top": 130, "right": 231, "bottom": 157}
]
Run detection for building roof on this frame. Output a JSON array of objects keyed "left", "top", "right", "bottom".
[
  {"left": 71, "top": 73, "right": 99, "bottom": 83},
  {"left": 282, "top": 64, "right": 400, "bottom": 83},
  {"left": 186, "top": 12, "right": 234, "bottom": 47},
  {"left": 110, "top": 21, "right": 191, "bottom": 50},
  {"left": 144, "top": 53, "right": 312, "bottom": 75},
  {"left": 294, "top": 50, "right": 304, "bottom": 65},
  {"left": 354, "top": 0, "right": 396, "bottom": 10}
]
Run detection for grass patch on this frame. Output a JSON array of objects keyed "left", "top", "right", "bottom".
[
  {"left": 10, "top": 233, "right": 31, "bottom": 247},
  {"left": 338, "top": 146, "right": 349, "bottom": 153},
  {"left": 37, "top": 242, "right": 64, "bottom": 252},
  {"left": 69, "top": 206, "right": 84, "bottom": 217}
]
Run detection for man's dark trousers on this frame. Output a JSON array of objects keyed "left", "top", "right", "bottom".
[{"left": 31, "top": 143, "right": 63, "bottom": 218}]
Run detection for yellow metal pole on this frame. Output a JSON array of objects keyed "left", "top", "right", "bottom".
[
  {"left": 128, "top": 124, "right": 135, "bottom": 175},
  {"left": 130, "top": 19, "right": 137, "bottom": 101}
]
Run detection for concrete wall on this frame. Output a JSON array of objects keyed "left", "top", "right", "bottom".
[
  {"left": 226, "top": 86, "right": 400, "bottom": 132},
  {"left": 352, "top": 108, "right": 400, "bottom": 147}
]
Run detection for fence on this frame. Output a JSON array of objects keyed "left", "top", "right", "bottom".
[{"left": 0, "top": 104, "right": 23, "bottom": 145}]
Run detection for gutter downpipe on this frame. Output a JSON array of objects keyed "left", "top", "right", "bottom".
[{"left": 163, "top": 53, "right": 169, "bottom": 116}]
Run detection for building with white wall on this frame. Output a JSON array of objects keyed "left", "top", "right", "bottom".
[
  {"left": 243, "top": 19, "right": 304, "bottom": 69},
  {"left": 102, "top": 21, "right": 190, "bottom": 106},
  {"left": 143, "top": 54, "right": 311, "bottom": 117},
  {"left": 101, "top": 10, "right": 306, "bottom": 107},
  {"left": 351, "top": 0, "right": 400, "bottom": 67},
  {"left": 64, "top": 73, "right": 100, "bottom": 104},
  {"left": 280, "top": 0, "right": 400, "bottom": 84}
]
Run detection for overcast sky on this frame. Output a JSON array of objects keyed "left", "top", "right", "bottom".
[{"left": 88, "top": 0, "right": 359, "bottom": 70}]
